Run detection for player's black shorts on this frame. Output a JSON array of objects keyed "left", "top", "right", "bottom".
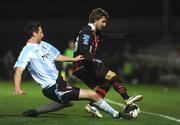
[
  {"left": 42, "top": 76, "right": 80, "bottom": 104},
  {"left": 73, "top": 62, "right": 109, "bottom": 89}
]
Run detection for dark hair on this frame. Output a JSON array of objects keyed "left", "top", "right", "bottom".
[
  {"left": 24, "top": 21, "right": 42, "bottom": 39},
  {"left": 89, "top": 8, "right": 109, "bottom": 23}
]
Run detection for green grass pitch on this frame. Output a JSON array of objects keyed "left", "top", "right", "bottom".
[{"left": 0, "top": 80, "right": 180, "bottom": 125}]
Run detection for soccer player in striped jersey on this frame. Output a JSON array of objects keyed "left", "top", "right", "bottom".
[
  {"left": 72, "top": 8, "right": 143, "bottom": 117},
  {"left": 13, "top": 21, "right": 132, "bottom": 119}
]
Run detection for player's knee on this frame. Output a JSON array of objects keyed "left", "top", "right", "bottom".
[{"left": 105, "top": 70, "right": 117, "bottom": 81}]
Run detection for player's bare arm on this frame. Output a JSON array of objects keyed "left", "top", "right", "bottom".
[
  {"left": 13, "top": 67, "right": 26, "bottom": 95},
  {"left": 55, "top": 54, "right": 84, "bottom": 62}
]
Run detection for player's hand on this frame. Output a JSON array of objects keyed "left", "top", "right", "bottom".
[
  {"left": 13, "top": 89, "right": 26, "bottom": 95},
  {"left": 74, "top": 55, "right": 84, "bottom": 61}
]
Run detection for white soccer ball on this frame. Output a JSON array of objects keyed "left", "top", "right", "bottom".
[
  {"left": 123, "top": 104, "right": 140, "bottom": 118},
  {"left": 129, "top": 108, "right": 139, "bottom": 118}
]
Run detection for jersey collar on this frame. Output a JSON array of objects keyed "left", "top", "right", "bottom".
[{"left": 88, "top": 23, "right": 96, "bottom": 31}]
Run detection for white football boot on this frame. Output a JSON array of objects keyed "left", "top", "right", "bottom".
[
  {"left": 84, "top": 104, "right": 103, "bottom": 118},
  {"left": 125, "top": 95, "right": 143, "bottom": 105}
]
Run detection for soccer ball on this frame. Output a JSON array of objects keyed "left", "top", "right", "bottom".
[{"left": 123, "top": 104, "right": 140, "bottom": 118}]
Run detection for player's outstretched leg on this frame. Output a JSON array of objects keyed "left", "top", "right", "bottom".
[
  {"left": 22, "top": 101, "right": 73, "bottom": 117},
  {"left": 105, "top": 72, "right": 143, "bottom": 106}
]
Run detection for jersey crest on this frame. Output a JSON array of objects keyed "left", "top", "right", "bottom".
[{"left": 82, "top": 34, "right": 90, "bottom": 45}]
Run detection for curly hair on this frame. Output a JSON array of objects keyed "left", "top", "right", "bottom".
[
  {"left": 24, "top": 21, "right": 43, "bottom": 39},
  {"left": 89, "top": 8, "right": 109, "bottom": 23}
]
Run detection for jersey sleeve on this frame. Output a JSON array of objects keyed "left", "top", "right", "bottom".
[
  {"left": 77, "top": 29, "right": 96, "bottom": 62},
  {"left": 14, "top": 46, "right": 31, "bottom": 69}
]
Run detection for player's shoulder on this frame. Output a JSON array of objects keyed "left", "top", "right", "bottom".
[
  {"left": 18, "top": 44, "right": 34, "bottom": 57},
  {"left": 40, "top": 41, "right": 49, "bottom": 45},
  {"left": 79, "top": 25, "right": 92, "bottom": 35},
  {"left": 40, "top": 41, "right": 56, "bottom": 50},
  {"left": 40, "top": 41, "right": 52, "bottom": 48},
  {"left": 22, "top": 43, "right": 34, "bottom": 52}
]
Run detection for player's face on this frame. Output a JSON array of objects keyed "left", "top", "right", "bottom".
[
  {"left": 94, "top": 16, "right": 108, "bottom": 31},
  {"left": 34, "top": 27, "right": 44, "bottom": 43}
]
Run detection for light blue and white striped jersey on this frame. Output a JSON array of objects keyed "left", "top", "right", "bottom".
[{"left": 14, "top": 41, "right": 60, "bottom": 88}]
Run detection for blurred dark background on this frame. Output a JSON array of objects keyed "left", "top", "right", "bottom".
[{"left": 1, "top": 0, "right": 180, "bottom": 86}]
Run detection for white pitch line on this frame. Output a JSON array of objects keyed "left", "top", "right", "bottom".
[{"left": 105, "top": 98, "right": 180, "bottom": 124}]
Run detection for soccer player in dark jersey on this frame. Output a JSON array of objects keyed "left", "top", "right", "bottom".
[{"left": 72, "top": 8, "right": 143, "bottom": 117}]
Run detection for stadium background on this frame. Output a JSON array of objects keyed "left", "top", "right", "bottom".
[{"left": 1, "top": 0, "right": 180, "bottom": 85}]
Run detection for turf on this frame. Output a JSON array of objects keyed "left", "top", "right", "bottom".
[{"left": 0, "top": 80, "right": 180, "bottom": 125}]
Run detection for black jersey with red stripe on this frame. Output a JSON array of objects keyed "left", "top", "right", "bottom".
[{"left": 73, "top": 24, "right": 103, "bottom": 71}]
